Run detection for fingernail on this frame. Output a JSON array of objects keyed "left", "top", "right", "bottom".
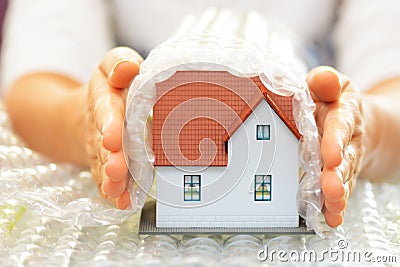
[
  {"left": 109, "top": 60, "right": 133, "bottom": 78},
  {"left": 323, "top": 69, "right": 343, "bottom": 88}
]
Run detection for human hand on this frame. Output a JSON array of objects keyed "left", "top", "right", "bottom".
[
  {"left": 84, "top": 47, "right": 143, "bottom": 209},
  {"left": 306, "top": 66, "right": 365, "bottom": 228}
]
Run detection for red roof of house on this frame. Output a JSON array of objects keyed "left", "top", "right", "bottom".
[{"left": 153, "top": 71, "right": 300, "bottom": 166}]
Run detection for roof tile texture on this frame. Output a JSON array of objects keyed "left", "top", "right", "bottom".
[{"left": 153, "top": 71, "right": 299, "bottom": 166}]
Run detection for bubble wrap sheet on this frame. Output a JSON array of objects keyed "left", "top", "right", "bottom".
[
  {"left": 0, "top": 60, "right": 399, "bottom": 267},
  {"left": 0, "top": 124, "right": 399, "bottom": 267},
  {"left": 0, "top": 92, "right": 399, "bottom": 265},
  {"left": 0, "top": 8, "right": 321, "bottom": 231},
  {"left": 1, "top": 9, "right": 400, "bottom": 266}
]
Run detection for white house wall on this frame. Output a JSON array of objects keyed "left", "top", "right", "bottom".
[{"left": 156, "top": 100, "right": 299, "bottom": 227}]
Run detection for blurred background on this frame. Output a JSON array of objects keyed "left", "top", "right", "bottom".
[{"left": 0, "top": 0, "right": 8, "bottom": 49}]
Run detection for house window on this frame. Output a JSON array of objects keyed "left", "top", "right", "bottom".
[
  {"left": 254, "top": 175, "right": 271, "bottom": 201},
  {"left": 256, "top": 125, "right": 270, "bottom": 140},
  {"left": 184, "top": 175, "right": 201, "bottom": 201}
]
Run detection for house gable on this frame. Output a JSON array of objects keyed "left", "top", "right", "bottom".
[
  {"left": 155, "top": 100, "right": 300, "bottom": 227},
  {"left": 152, "top": 71, "right": 300, "bottom": 167},
  {"left": 223, "top": 77, "right": 301, "bottom": 141}
]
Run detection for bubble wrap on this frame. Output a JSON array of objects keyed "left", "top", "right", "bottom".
[
  {"left": 0, "top": 8, "right": 399, "bottom": 267},
  {"left": 124, "top": 8, "right": 322, "bottom": 231},
  {"left": 0, "top": 8, "right": 322, "bottom": 230},
  {"left": 0, "top": 81, "right": 399, "bottom": 266},
  {"left": 0, "top": 103, "right": 135, "bottom": 226},
  {"left": 1, "top": 179, "right": 399, "bottom": 266}
]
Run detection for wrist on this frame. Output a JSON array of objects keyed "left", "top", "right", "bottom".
[
  {"left": 361, "top": 95, "right": 380, "bottom": 157},
  {"left": 359, "top": 90, "right": 400, "bottom": 180}
]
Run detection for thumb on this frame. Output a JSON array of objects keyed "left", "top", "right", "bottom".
[
  {"left": 306, "top": 66, "right": 343, "bottom": 103},
  {"left": 99, "top": 46, "right": 143, "bottom": 89}
]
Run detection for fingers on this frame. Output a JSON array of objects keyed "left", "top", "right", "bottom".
[
  {"left": 109, "top": 61, "right": 140, "bottom": 89},
  {"left": 91, "top": 47, "right": 143, "bottom": 150},
  {"left": 105, "top": 150, "right": 128, "bottom": 182},
  {"left": 320, "top": 121, "right": 343, "bottom": 168},
  {"left": 321, "top": 139, "right": 363, "bottom": 227},
  {"left": 321, "top": 142, "right": 362, "bottom": 200},
  {"left": 116, "top": 190, "right": 132, "bottom": 210},
  {"left": 320, "top": 102, "right": 352, "bottom": 168},
  {"left": 321, "top": 169, "right": 346, "bottom": 202},
  {"left": 307, "top": 66, "right": 364, "bottom": 228},
  {"left": 86, "top": 47, "right": 142, "bottom": 209},
  {"left": 102, "top": 176, "right": 127, "bottom": 199},
  {"left": 89, "top": 69, "right": 125, "bottom": 150},
  {"left": 319, "top": 83, "right": 361, "bottom": 170},
  {"left": 308, "top": 67, "right": 351, "bottom": 168},
  {"left": 325, "top": 199, "right": 347, "bottom": 215},
  {"left": 324, "top": 209, "right": 344, "bottom": 228},
  {"left": 308, "top": 67, "right": 363, "bottom": 170},
  {"left": 99, "top": 47, "right": 143, "bottom": 89},
  {"left": 102, "top": 117, "right": 123, "bottom": 152},
  {"left": 306, "top": 66, "right": 343, "bottom": 103}
]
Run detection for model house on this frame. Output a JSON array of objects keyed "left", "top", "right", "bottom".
[
  {"left": 125, "top": 9, "right": 314, "bottom": 232},
  {"left": 153, "top": 70, "right": 301, "bottom": 228}
]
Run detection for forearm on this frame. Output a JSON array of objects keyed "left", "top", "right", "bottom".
[
  {"left": 5, "top": 73, "right": 89, "bottom": 166},
  {"left": 361, "top": 78, "right": 400, "bottom": 181}
]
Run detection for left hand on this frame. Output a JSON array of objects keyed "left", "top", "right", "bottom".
[
  {"left": 306, "top": 66, "right": 365, "bottom": 228},
  {"left": 83, "top": 47, "right": 143, "bottom": 209}
]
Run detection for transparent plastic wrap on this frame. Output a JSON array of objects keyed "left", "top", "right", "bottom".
[
  {"left": 0, "top": 104, "right": 136, "bottom": 226},
  {"left": 124, "top": 8, "right": 323, "bottom": 232},
  {"left": 0, "top": 8, "right": 322, "bottom": 230}
]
